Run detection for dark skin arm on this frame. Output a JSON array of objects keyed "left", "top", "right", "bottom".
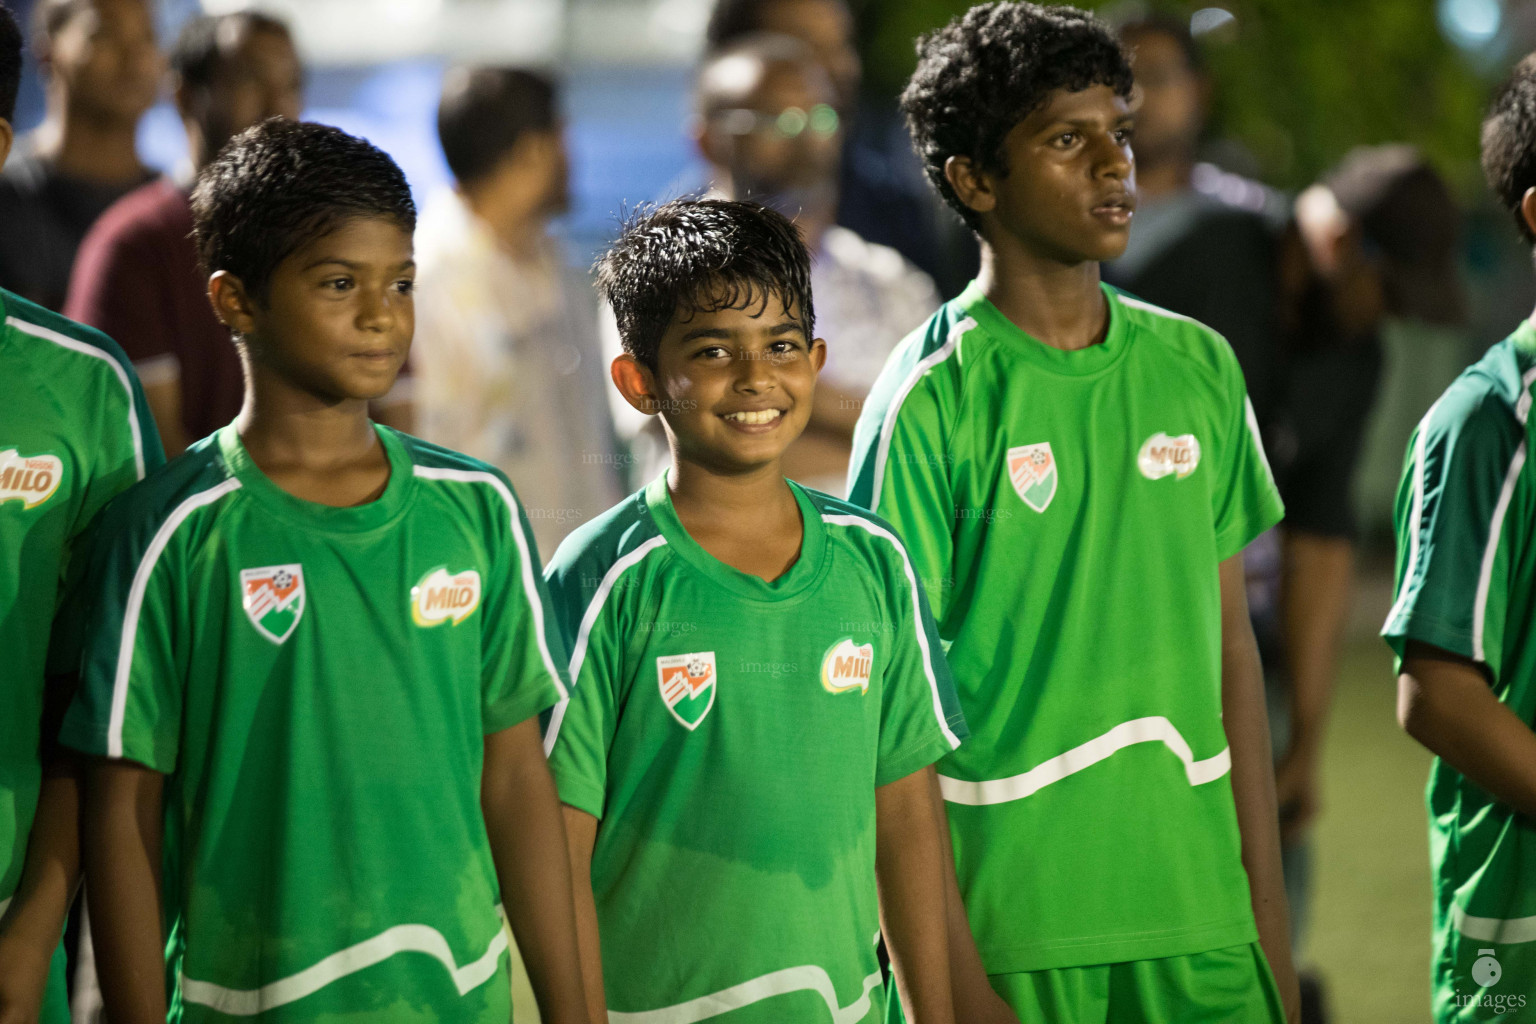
[
  {"left": 1399, "top": 641, "right": 1536, "bottom": 818},
  {"left": 83, "top": 758, "right": 167, "bottom": 1024},
  {"left": 482, "top": 718, "right": 589, "bottom": 1024},
  {"left": 1220, "top": 554, "right": 1300, "bottom": 1024},
  {"left": 876, "top": 766, "right": 954, "bottom": 1024},
  {"left": 561, "top": 805, "right": 609, "bottom": 1024},
  {"left": 1275, "top": 531, "right": 1354, "bottom": 842}
]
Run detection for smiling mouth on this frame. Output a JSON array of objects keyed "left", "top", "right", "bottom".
[{"left": 721, "top": 408, "right": 784, "bottom": 426}]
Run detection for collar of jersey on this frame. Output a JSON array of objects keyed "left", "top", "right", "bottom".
[
  {"left": 643, "top": 470, "right": 830, "bottom": 603},
  {"left": 956, "top": 279, "right": 1130, "bottom": 376},
  {"left": 215, "top": 422, "right": 414, "bottom": 533}
]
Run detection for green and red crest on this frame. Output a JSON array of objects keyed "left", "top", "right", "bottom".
[
  {"left": 240, "top": 564, "right": 305, "bottom": 645},
  {"left": 657, "top": 651, "right": 717, "bottom": 731},
  {"left": 1007, "top": 442, "right": 1057, "bottom": 513}
]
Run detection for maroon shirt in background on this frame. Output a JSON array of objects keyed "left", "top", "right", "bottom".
[{"left": 65, "top": 177, "right": 244, "bottom": 444}]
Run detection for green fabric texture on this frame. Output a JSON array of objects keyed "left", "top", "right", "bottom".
[
  {"left": 0, "top": 285, "right": 162, "bottom": 905},
  {"left": 544, "top": 474, "right": 966, "bottom": 1022},
  {"left": 60, "top": 423, "right": 568, "bottom": 1022},
  {"left": 848, "top": 282, "right": 1283, "bottom": 972},
  {"left": 1382, "top": 320, "right": 1536, "bottom": 1019}
]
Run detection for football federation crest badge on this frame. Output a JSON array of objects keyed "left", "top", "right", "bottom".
[
  {"left": 1007, "top": 443, "right": 1057, "bottom": 512},
  {"left": 241, "top": 564, "right": 305, "bottom": 645},
  {"left": 1138, "top": 433, "right": 1202, "bottom": 480},
  {"left": 0, "top": 449, "right": 63, "bottom": 510},
  {"left": 821, "top": 638, "right": 874, "bottom": 695},
  {"left": 411, "top": 567, "right": 482, "bottom": 626},
  {"left": 657, "top": 651, "right": 717, "bottom": 731}
]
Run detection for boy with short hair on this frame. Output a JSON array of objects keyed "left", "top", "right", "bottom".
[
  {"left": 0, "top": 2, "right": 164, "bottom": 1019},
  {"left": 544, "top": 198, "right": 987, "bottom": 1023},
  {"left": 61, "top": 118, "right": 589, "bottom": 1023},
  {"left": 1384, "top": 52, "right": 1536, "bottom": 1023},
  {"left": 848, "top": 4, "right": 1299, "bottom": 1022}
]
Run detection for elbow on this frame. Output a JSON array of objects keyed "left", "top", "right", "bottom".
[{"left": 1397, "top": 673, "right": 1441, "bottom": 747}]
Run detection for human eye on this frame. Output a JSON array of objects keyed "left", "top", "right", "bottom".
[
  {"left": 394, "top": 277, "right": 415, "bottom": 296},
  {"left": 1052, "top": 131, "right": 1079, "bottom": 148},
  {"left": 1114, "top": 125, "right": 1135, "bottom": 145},
  {"left": 321, "top": 276, "right": 354, "bottom": 293},
  {"left": 695, "top": 344, "right": 730, "bottom": 360}
]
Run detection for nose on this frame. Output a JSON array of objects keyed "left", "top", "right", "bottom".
[
  {"left": 732, "top": 348, "right": 777, "bottom": 395},
  {"left": 1092, "top": 130, "right": 1133, "bottom": 182},
  {"left": 356, "top": 285, "right": 398, "bottom": 334}
]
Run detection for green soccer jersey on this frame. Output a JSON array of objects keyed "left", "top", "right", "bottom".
[
  {"left": 60, "top": 423, "right": 568, "bottom": 1023},
  {"left": 0, "top": 286, "right": 162, "bottom": 912},
  {"left": 847, "top": 281, "right": 1284, "bottom": 973},
  {"left": 543, "top": 474, "right": 967, "bottom": 1023},
  {"left": 1382, "top": 320, "right": 1536, "bottom": 1016}
]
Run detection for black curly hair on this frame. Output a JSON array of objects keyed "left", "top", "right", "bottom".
[
  {"left": 1483, "top": 52, "right": 1536, "bottom": 245},
  {"left": 901, "top": 2, "right": 1133, "bottom": 232},
  {"left": 190, "top": 118, "right": 415, "bottom": 302},
  {"left": 594, "top": 198, "right": 814, "bottom": 372},
  {"left": 0, "top": 2, "right": 20, "bottom": 124}
]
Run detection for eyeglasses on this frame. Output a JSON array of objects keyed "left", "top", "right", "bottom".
[{"left": 711, "top": 104, "right": 840, "bottom": 139}]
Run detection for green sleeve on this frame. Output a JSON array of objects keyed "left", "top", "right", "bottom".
[
  {"left": 1381, "top": 386, "right": 1528, "bottom": 683},
  {"left": 481, "top": 488, "right": 571, "bottom": 734},
  {"left": 1212, "top": 351, "right": 1285, "bottom": 561},
  {"left": 874, "top": 529, "right": 967, "bottom": 787},
  {"left": 542, "top": 553, "right": 636, "bottom": 819},
  {"left": 847, "top": 344, "right": 959, "bottom": 621},
  {"left": 58, "top": 498, "right": 188, "bottom": 772}
]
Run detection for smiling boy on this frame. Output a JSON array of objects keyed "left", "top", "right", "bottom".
[
  {"left": 542, "top": 199, "right": 986, "bottom": 1023},
  {"left": 59, "top": 119, "right": 589, "bottom": 1023},
  {"left": 848, "top": 4, "right": 1299, "bottom": 1022}
]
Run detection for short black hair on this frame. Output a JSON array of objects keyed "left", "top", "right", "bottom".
[
  {"left": 704, "top": 0, "right": 850, "bottom": 49},
  {"left": 437, "top": 66, "right": 557, "bottom": 187},
  {"left": 901, "top": 1, "right": 1133, "bottom": 232},
  {"left": 594, "top": 198, "right": 814, "bottom": 371},
  {"left": 191, "top": 118, "right": 415, "bottom": 301},
  {"left": 1483, "top": 51, "right": 1536, "bottom": 244},
  {"left": 0, "top": 2, "right": 21, "bottom": 123},
  {"left": 170, "top": 11, "right": 292, "bottom": 92}
]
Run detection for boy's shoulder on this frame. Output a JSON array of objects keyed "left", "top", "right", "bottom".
[
  {"left": 90, "top": 436, "right": 236, "bottom": 551},
  {"left": 544, "top": 484, "right": 667, "bottom": 594},
  {"left": 799, "top": 485, "right": 918, "bottom": 571},
  {"left": 1108, "top": 285, "right": 1238, "bottom": 377},
  {"left": 1416, "top": 330, "right": 1536, "bottom": 456},
  {"left": 1, "top": 285, "right": 140, "bottom": 387}
]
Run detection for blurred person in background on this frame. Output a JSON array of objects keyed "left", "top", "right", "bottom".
[
  {"left": 65, "top": 12, "right": 303, "bottom": 459},
  {"left": 0, "top": 0, "right": 160, "bottom": 311},
  {"left": 1383, "top": 53, "right": 1536, "bottom": 1024},
  {"left": 705, "top": 0, "right": 974, "bottom": 295},
  {"left": 690, "top": 33, "right": 938, "bottom": 494},
  {"left": 414, "top": 66, "right": 623, "bottom": 556}
]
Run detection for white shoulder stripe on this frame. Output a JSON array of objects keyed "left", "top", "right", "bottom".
[
  {"left": 109, "top": 479, "right": 242, "bottom": 758},
  {"left": 1385, "top": 399, "right": 1443, "bottom": 629},
  {"left": 180, "top": 913, "right": 508, "bottom": 1014},
  {"left": 608, "top": 964, "right": 882, "bottom": 1024},
  {"left": 1517, "top": 365, "right": 1536, "bottom": 426},
  {"left": 1473, "top": 440, "right": 1526, "bottom": 664},
  {"left": 821, "top": 513, "right": 962, "bottom": 750},
  {"left": 1114, "top": 293, "right": 1201, "bottom": 326},
  {"left": 543, "top": 534, "right": 669, "bottom": 756},
  {"left": 1244, "top": 395, "right": 1276, "bottom": 489},
  {"left": 868, "top": 317, "right": 973, "bottom": 509},
  {"left": 8, "top": 315, "right": 148, "bottom": 481},
  {"left": 938, "top": 716, "right": 1230, "bottom": 806},
  {"left": 413, "top": 467, "right": 566, "bottom": 702}
]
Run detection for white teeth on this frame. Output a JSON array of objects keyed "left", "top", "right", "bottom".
[{"left": 724, "top": 409, "right": 782, "bottom": 425}]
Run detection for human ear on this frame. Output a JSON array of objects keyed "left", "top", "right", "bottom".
[
  {"left": 208, "top": 270, "right": 259, "bottom": 338},
  {"left": 809, "top": 336, "right": 827, "bottom": 373},
  {"left": 1521, "top": 187, "right": 1536, "bottom": 241},
  {"left": 944, "top": 155, "right": 996, "bottom": 216},
  {"left": 0, "top": 118, "right": 12, "bottom": 170},
  {"left": 611, "top": 353, "right": 663, "bottom": 416}
]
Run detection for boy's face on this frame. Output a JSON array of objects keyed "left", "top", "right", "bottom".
[
  {"left": 621, "top": 293, "right": 825, "bottom": 475},
  {"left": 964, "top": 84, "right": 1136, "bottom": 264},
  {"left": 229, "top": 216, "right": 415, "bottom": 404}
]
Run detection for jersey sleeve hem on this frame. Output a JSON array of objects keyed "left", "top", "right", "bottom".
[
  {"left": 1381, "top": 613, "right": 1476, "bottom": 665},
  {"left": 876, "top": 733, "right": 957, "bottom": 789},
  {"left": 483, "top": 685, "right": 564, "bottom": 736},
  {"left": 1215, "top": 489, "right": 1284, "bottom": 564},
  {"left": 58, "top": 715, "right": 173, "bottom": 773},
  {"left": 553, "top": 773, "right": 605, "bottom": 820}
]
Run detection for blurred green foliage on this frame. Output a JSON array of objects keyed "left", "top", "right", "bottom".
[{"left": 857, "top": 0, "right": 1494, "bottom": 193}]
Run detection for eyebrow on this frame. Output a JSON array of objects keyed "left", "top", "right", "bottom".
[
  {"left": 677, "top": 319, "right": 806, "bottom": 344},
  {"left": 302, "top": 257, "right": 417, "bottom": 273}
]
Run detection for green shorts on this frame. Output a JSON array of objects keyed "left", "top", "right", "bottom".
[
  {"left": 1433, "top": 932, "right": 1535, "bottom": 1022},
  {"left": 887, "top": 942, "right": 1285, "bottom": 1024},
  {"left": 43, "top": 938, "right": 69, "bottom": 1024}
]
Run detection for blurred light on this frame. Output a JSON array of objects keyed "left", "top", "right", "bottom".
[
  {"left": 1438, "top": 0, "right": 1503, "bottom": 49},
  {"left": 1189, "top": 8, "right": 1236, "bottom": 37},
  {"left": 776, "top": 107, "right": 808, "bottom": 137}
]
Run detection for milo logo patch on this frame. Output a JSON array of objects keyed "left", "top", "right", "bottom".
[{"left": 0, "top": 449, "right": 63, "bottom": 509}]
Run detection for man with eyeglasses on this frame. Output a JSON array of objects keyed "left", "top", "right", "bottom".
[{"left": 691, "top": 32, "right": 940, "bottom": 495}]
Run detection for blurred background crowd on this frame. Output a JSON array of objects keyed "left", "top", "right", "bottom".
[{"left": 4, "top": 0, "right": 1535, "bottom": 1021}]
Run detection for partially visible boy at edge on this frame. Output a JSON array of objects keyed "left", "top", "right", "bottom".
[
  {"left": 58, "top": 119, "right": 589, "bottom": 1023},
  {"left": 542, "top": 198, "right": 1004, "bottom": 1023},
  {"left": 1384, "top": 52, "right": 1536, "bottom": 1024},
  {"left": 0, "top": 3, "right": 163, "bottom": 1020},
  {"left": 847, "top": 4, "right": 1300, "bottom": 1022}
]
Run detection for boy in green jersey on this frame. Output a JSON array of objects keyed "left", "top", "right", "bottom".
[
  {"left": 543, "top": 198, "right": 996, "bottom": 1024},
  {"left": 847, "top": 4, "right": 1300, "bottom": 1022},
  {"left": 1383, "top": 54, "right": 1536, "bottom": 1023},
  {"left": 59, "top": 119, "right": 590, "bottom": 1024},
  {"left": 0, "top": 4, "right": 164, "bottom": 1020}
]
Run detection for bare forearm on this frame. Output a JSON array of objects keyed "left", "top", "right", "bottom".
[
  {"left": 1400, "top": 647, "right": 1536, "bottom": 817},
  {"left": 84, "top": 761, "right": 167, "bottom": 1024},
  {"left": 483, "top": 720, "right": 589, "bottom": 1024},
  {"left": 0, "top": 766, "right": 82, "bottom": 1014},
  {"left": 1219, "top": 556, "right": 1299, "bottom": 1023},
  {"left": 1280, "top": 532, "right": 1354, "bottom": 757},
  {"left": 876, "top": 768, "right": 954, "bottom": 1024},
  {"left": 561, "top": 806, "right": 609, "bottom": 1024}
]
